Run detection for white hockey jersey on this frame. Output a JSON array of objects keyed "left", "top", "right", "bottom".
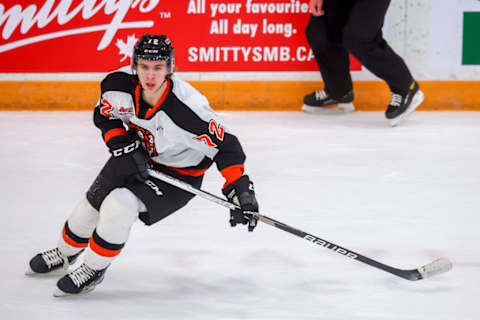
[{"left": 93, "top": 68, "right": 246, "bottom": 183}]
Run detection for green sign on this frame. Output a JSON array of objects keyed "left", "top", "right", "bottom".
[{"left": 463, "top": 12, "right": 480, "bottom": 65}]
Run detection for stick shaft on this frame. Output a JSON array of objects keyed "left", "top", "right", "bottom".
[{"left": 147, "top": 169, "right": 450, "bottom": 281}]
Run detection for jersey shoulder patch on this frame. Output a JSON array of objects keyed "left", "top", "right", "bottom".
[{"left": 99, "top": 70, "right": 136, "bottom": 119}]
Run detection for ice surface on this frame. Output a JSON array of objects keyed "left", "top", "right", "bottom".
[{"left": 0, "top": 111, "right": 479, "bottom": 320}]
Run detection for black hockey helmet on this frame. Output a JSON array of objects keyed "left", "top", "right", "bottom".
[{"left": 132, "top": 34, "right": 174, "bottom": 72}]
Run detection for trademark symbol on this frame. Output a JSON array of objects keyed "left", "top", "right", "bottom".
[{"left": 159, "top": 12, "right": 171, "bottom": 19}]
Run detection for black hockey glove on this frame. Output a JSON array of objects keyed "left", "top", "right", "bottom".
[
  {"left": 222, "top": 175, "right": 259, "bottom": 232},
  {"left": 109, "top": 133, "right": 150, "bottom": 183}
]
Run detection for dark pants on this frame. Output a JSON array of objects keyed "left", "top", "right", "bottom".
[
  {"left": 86, "top": 157, "right": 203, "bottom": 226},
  {"left": 305, "top": 0, "right": 413, "bottom": 98}
]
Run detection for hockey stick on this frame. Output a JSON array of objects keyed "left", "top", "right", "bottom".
[{"left": 147, "top": 169, "right": 452, "bottom": 281}]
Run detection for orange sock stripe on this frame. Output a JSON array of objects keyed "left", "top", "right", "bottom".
[
  {"left": 89, "top": 238, "right": 122, "bottom": 257},
  {"left": 62, "top": 227, "right": 88, "bottom": 248}
]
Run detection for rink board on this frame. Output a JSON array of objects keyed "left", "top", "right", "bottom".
[{"left": 0, "top": 80, "right": 478, "bottom": 111}]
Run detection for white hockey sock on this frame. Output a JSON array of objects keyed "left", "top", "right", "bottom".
[
  {"left": 58, "top": 197, "right": 99, "bottom": 257},
  {"left": 83, "top": 188, "right": 144, "bottom": 270}
]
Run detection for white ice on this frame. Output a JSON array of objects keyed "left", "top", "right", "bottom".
[{"left": 0, "top": 111, "right": 479, "bottom": 320}]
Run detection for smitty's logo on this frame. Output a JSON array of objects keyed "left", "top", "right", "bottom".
[{"left": 0, "top": 0, "right": 162, "bottom": 55}]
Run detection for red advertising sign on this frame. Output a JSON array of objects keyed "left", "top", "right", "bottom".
[{"left": 0, "top": 0, "right": 360, "bottom": 72}]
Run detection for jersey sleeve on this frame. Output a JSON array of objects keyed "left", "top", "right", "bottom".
[
  {"left": 93, "top": 72, "right": 136, "bottom": 148},
  {"left": 203, "top": 113, "right": 246, "bottom": 185},
  {"left": 174, "top": 82, "right": 246, "bottom": 185},
  {"left": 93, "top": 104, "right": 126, "bottom": 148},
  {"left": 213, "top": 132, "right": 246, "bottom": 186},
  {"left": 168, "top": 78, "right": 247, "bottom": 186}
]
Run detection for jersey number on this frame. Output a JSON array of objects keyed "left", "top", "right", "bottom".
[
  {"left": 194, "top": 120, "right": 224, "bottom": 148},
  {"left": 195, "top": 134, "right": 217, "bottom": 148},
  {"left": 208, "top": 120, "right": 224, "bottom": 141},
  {"left": 100, "top": 99, "right": 113, "bottom": 118}
]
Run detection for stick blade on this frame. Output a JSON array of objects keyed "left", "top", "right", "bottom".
[{"left": 418, "top": 257, "right": 452, "bottom": 279}]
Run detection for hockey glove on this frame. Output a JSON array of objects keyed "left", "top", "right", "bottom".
[
  {"left": 222, "top": 175, "right": 259, "bottom": 232},
  {"left": 109, "top": 132, "right": 150, "bottom": 183}
]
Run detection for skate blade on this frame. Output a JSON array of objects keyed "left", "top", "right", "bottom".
[
  {"left": 53, "top": 286, "right": 95, "bottom": 297},
  {"left": 53, "top": 288, "right": 71, "bottom": 297},
  {"left": 302, "top": 102, "right": 355, "bottom": 114},
  {"left": 25, "top": 266, "right": 69, "bottom": 277},
  {"left": 25, "top": 268, "right": 68, "bottom": 278},
  {"left": 389, "top": 90, "right": 424, "bottom": 127},
  {"left": 25, "top": 266, "right": 35, "bottom": 276}
]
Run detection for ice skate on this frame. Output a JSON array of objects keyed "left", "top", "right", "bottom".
[
  {"left": 302, "top": 90, "right": 355, "bottom": 114},
  {"left": 26, "top": 248, "right": 83, "bottom": 276},
  {"left": 53, "top": 263, "right": 107, "bottom": 297},
  {"left": 386, "top": 81, "right": 424, "bottom": 126}
]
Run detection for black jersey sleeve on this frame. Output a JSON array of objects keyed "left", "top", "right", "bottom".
[
  {"left": 213, "top": 132, "right": 247, "bottom": 185},
  {"left": 93, "top": 106, "right": 126, "bottom": 148},
  {"left": 212, "top": 132, "right": 246, "bottom": 170},
  {"left": 93, "top": 71, "right": 136, "bottom": 148}
]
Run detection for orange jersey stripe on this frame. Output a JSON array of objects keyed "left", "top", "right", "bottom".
[
  {"left": 62, "top": 227, "right": 88, "bottom": 248},
  {"left": 145, "top": 80, "right": 170, "bottom": 119},
  {"left": 135, "top": 84, "right": 141, "bottom": 117},
  {"left": 221, "top": 164, "right": 245, "bottom": 187},
  {"left": 104, "top": 128, "right": 127, "bottom": 144},
  {"left": 135, "top": 80, "right": 171, "bottom": 119},
  {"left": 89, "top": 238, "right": 122, "bottom": 258}
]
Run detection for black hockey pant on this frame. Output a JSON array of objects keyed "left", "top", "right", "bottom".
[{"left": 86, "top": 157, "right": 203, "bottom": 226}]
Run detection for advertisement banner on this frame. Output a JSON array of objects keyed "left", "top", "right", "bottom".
[{"left": 0, "top": 0, "right": 361, "bottom": 73}]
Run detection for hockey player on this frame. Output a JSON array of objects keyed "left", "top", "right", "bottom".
[
  {"left": 302, "top": 0, "right": 424, "bottom": 126},
  {"left": 26, "top": 34, "right": 259, "bottom": 296}
]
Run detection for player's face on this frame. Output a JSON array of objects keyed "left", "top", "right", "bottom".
[{"left": 136, "top": 59, "right": 169, "bottom": 92}]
